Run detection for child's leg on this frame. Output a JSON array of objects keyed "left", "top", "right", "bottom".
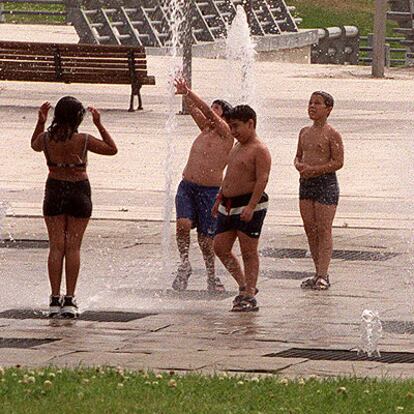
[
  {"left": 237, "top": 231, "right": 259, "bottom": 297},
  {"left": 299, "top": 199, "right": 319, "bottom": 274},
  {"left": 176, "top": 218, "right": 192, "bottom": 270},
  {"left": 44, "top": 215, "right": 67, "bottom": 296},
  {"left": 197, "top": 233, "right": 215, "bottom": 279},
  {"left": 314, "top": 202, "right": 337, "bottom": 277},
  {"left": 213, "top": 230, "right": 245, "bottom": 287}
]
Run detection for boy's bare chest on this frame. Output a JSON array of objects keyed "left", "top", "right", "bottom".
[
  {"left": 229, "top": 146, "right": 255, "bottom": 171},
  {"left": 302, "top": 132, "right": 330, "bottom": 153}
]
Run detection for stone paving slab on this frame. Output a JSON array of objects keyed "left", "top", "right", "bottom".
[{"left": 0, "top": 24, "right": 413, "bottom": 378}]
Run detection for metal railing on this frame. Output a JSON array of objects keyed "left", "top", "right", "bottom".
[{"left": 359, "top": 34, "right": 409, "bottom": 66}]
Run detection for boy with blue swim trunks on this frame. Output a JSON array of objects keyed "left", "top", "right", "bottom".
[
  {"left": 172, "top": 78, "right": 234, "bottom": 292},
  {"left": 294, "top": 91, "right": 344, "bottom": 290}
]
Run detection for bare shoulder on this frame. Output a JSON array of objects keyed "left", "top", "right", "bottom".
[
  {"left": 325, "top": 124, "right": 343, "bottom": 141},
  {"left": 255, "top": 139, "right": 271, "bottom": 159},
  {"left": 299, "top": 125, "right": 311, "bottom": 136}
]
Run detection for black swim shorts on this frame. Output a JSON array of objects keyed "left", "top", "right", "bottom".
[
  {"left": 299, "top": 172, "right": 339, "bottom": 205},
  {"left": 43, "top": 178, "right": 92, "bottom": 218},
  {"left": 215, "top": 193, "right": 268, "bottom": 238}
]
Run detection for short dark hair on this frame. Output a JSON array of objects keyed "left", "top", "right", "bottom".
[
  {"left": 312, "top": 91, "right": 334, "bottom": 108},
  {"left": 227, "top": 105, "right": 257, "bottom": 128},
  {"left": 212, "top": 99, "right": 233, "bottom": 120}
]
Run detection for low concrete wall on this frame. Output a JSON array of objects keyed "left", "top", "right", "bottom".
[{"left": 146, "top": 29, "right": 318, "bottom": 64}]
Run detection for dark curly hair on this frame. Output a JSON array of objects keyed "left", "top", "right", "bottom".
[{"left": 47, "top": 96, "right": 86, "bottom": 142}]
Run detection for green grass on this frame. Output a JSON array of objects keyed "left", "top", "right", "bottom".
[
  {"left": 289, "top": 0, "right": 397, "bottom": 36},
  {"left": 0, "top": 2, "right": 65, "bottom": 24},
  {"left": 1, "top": 367, "right": 414, "bottom": 414}
]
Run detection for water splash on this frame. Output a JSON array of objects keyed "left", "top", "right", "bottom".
[
  {"left": 225, "top": 5, "right": 256, "bottom": 106},
  {"left": 358, "top": 309, "right": 382, "bottom": 357},
  {"left": 161, "top": 0, "right": 186, "bottom": 277}
]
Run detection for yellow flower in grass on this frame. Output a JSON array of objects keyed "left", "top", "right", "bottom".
[
  {"left": 168, "top": 379, "right": 177, "bottom": 388},
  {"left": 43, "top": 380, "right": 53, "bottom": 389}
]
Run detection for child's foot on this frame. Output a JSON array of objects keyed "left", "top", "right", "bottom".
[
  {"left": 61, "top": 296, "right": 79, "bottom": 318},
  {"left": 231, "top": 296, "right": 259, "bottom": 312},
  {"left": 207, "top": 276, "right": 226, "bottom": 293},
  {"left": 48, "top": 295, "right": 62, "bottom": 318},
  {"left": 300, "top": 275, "right": 318, "bottom": 289},
  {"left": 172, "top": 263, "right": 192, "bottom": 291},
  {"left": 311, "top": 275, "right": 330, "bottom": 290}
]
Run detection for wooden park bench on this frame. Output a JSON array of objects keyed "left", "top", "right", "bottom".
[{"left": 0, "top": 40, "right": 155, "bottom": 111}]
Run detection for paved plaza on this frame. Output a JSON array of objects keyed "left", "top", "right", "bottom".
[{"left": 0, "top": 24, "right": 413, "bottom": 378}]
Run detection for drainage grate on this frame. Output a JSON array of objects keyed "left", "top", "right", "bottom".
[
  {"left": 260, "top": 248, "right": 399, "bottom": 261},
  {"left": 383, "top": 320, "right": 414, "bottom": 335},
  {"left": 261, "top": 270, "right": 314, "bottom": 280},
  {"left": 0, "top": 337, "right": 60, "bottom": 349},
  {"left": 0, "top": 309, "right": 155, "bottom": 322},
  {"left": 264, "top": 347, "right": 414, "bottom": 364},
  {"left": 0, "top": 239, "right": 49, "bottom": 249}
]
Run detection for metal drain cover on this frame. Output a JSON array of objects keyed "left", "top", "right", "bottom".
[
  {"left": 0, "top": 309, "right": 155, "bottom": 322},
  {"left": 0, "top": 239, "right": 49, "bottom": 249},
  {"left": 0, "top": 337, "right": 60, "bottom": 349},
  {"left": 383, "top": 320, "right": 414, "bottom": 335},
  {"left": 260, "top": 248, "right": 399, "bottom": 261},
  {"left": 264, "top": 347, "right": 414, "bottom": 364}
]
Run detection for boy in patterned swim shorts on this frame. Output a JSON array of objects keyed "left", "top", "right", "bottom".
[{"left": 294, "top": 91, "right": 344, "bottom": 290}]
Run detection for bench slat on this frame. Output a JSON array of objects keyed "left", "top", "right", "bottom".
[
  {"left": 0, "top": 49, "right": 147, "bottom": 60},
  {"left": 0, "top": 40, "right": 145, "bottom": 54},
  {"left": 0, "top": 53, "right": 148, "bottom": 64},
  {"left": 1, "top": 61, "right": 149, "bottom": 71},
  {"left": 0, "top": 70, "right": 155, "bottom": 85}
]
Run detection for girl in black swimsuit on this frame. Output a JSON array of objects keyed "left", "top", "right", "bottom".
[{"left": 31, "top": 96, "right": 118, "bottom": 318}]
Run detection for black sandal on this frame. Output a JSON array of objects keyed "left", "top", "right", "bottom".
[
  {"left": 311, "top": 275, "right": 330, "bottom": 291},
  {"left": 300, "top": 277, "right": 318, "bottom": 289},
  {"left": 231, "top": 296, "right": 259, "bottom": 312}
]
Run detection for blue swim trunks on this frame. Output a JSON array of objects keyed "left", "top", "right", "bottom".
[{"left": 175, "top": 179, "right": 220, "bottom": 237}]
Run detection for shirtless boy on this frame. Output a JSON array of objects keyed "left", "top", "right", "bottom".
[
  {"left": 172, "top": 78, "right": 234, "bottom": 292},
  {"left": 213, "top": 105, "right": 271, "bottom": 312},
  {"left": 294, "top": 91, "right": 344, "bottom": 290}
]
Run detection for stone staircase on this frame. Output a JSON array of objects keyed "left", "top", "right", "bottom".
[
  {"left": 387, "top": 0, "right": 414, "bottom": 61},
  {"left": 66, "top": 0, "right": 299, "bottom": 47}
]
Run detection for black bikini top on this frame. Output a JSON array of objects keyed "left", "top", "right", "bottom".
[{"left": 43, "top": 132, "right": 88, "bottom": 169}]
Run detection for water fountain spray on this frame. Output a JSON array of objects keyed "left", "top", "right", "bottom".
[
  {"left": 162, "top": 0, "right": 186, "bottom": 276},
  {"left": 358, "top": 309, "right": 382, "bottom": 357},
  {"left": 225, "top": 5, "right": 256, "bottom": 107}
]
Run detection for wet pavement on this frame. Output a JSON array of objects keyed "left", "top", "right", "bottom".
[{"left": 0, "top": 24, "right": 413, "bottom": 378}]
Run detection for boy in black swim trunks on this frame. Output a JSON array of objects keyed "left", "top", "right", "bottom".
[
  {"left": 213, "top": 105, "right": 271, "bottom": 312},
  {"left": 294, "top": 91, "right": 344, "bottom": 290}
]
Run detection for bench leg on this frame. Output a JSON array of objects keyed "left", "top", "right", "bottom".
[
  {"left": 137, "top": 87, "right": 143, "bottom": 111},
  {"left": 128, "top": 89, "right": 135, "bottom": 112}
]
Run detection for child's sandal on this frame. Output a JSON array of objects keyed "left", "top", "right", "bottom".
[{"left": 311, "top": 276, "right": 330, "bottom": 291}]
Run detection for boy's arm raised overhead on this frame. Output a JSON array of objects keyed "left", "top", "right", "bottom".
[
  {"left": 183, "top": 96, "right": 209, "bottom": 131},
  {"left": 240, "top": 145, "right": 272, "bottom": 223},
  {"left": 174, "top": 77, "right": 231, "bottom": 139}
]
